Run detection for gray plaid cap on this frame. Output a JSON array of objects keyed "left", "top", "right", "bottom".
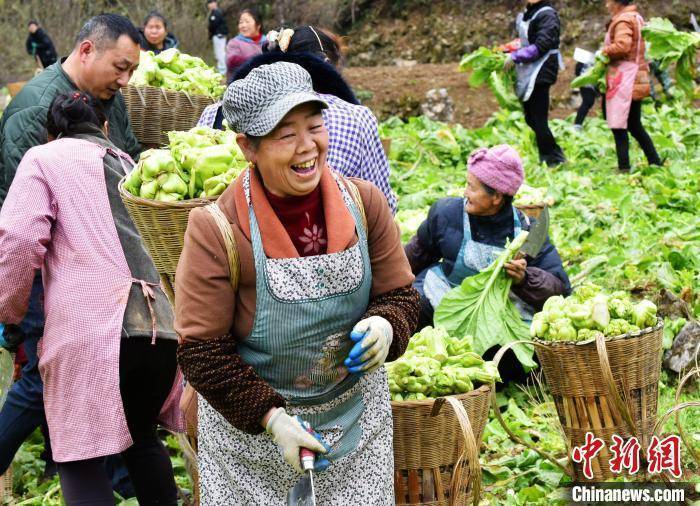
[{"left": 222, "top": 62, "right": 328, "bottom": 137}]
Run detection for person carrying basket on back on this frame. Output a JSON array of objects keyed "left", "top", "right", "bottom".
[{"left": 175, "top": 61, "right": 420, "bottom": 504}]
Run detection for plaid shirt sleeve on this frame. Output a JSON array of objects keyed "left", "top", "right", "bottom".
[
  {"left": 197, "top": 102, "right": 221, "bottom": 128},
  {"left": 322, "top": 95, "right": 397, "bottom": 214}
]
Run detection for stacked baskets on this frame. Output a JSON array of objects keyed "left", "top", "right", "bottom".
[
  {"left": 392, "top": 385, "right": 491, "bottom": 506},
  {"left": 122, "top": 85, "right": 218, "bottom": 146}
]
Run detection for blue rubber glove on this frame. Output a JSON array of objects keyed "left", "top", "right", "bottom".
[
  {"left": 296, "top": 417, "right": 332, "bottom": 472},
  {"left": 0, "top": 324, "right": 6, "bottom": 349},
  {"left": 344, "top": 316, "right": 393, "bottom": 374}
]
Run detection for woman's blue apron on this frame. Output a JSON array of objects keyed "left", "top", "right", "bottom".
[
  {"left": 197, "top": 170, "right": 394, "bottom": 505},
  {"left": 514, "top": 6, "right": 565, "bottom": 102},
  {"left": 421, "top": 201, "right": 535, "bottom": 322}
]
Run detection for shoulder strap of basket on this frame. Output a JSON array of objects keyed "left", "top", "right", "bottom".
[
  {"left": 344, "top": 179, "right": 368, "bottom": 235},
  {"left": 205, "top": 203, "right": 240, "bottom": 292},
  {"left": 203, "top": 180, "right": 365, "bottom": 291}
]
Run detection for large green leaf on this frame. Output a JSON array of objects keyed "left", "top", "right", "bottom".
[
  {"left": 643, "top": 18, "right": 700, "bottom": 101},
  {"left": 434, "top": 231, "right": 537, "bottom": 369}
]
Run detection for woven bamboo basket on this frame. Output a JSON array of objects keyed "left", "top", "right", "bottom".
[
  {"left": 1, "top": 467, "right": 12, "bottom": 502},
  {"left": 122, "top": 85, "right": 218, "bottom": 146},
  {"left": 535, "top": 320, "right": 664, "bottom": 481},
  {"left": 392, "top": 384, "right": 491, "bottom": 506},
  {"left": 118, "top": 176, "right": 214, "bottom": 287},
  {"left": 515, "top": 203, "right": 545, "bottom": 220}
]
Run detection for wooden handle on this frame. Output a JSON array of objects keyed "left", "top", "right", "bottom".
[
  {"left": 594, "top": 333, "right": 637, "bottom": 437},
  {"left": 443, "top": 396, "right": 481, "bottom": 506},
  {"left": 653, "top": 367, "right": 700, "bottom": 468},
  {"left": 134, "top": 85, "right": 147, "bottom": 109}
]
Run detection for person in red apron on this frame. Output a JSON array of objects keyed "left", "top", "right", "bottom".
[
  {"left": 175, "top": 62, "right": 420, "bottom": 504},
  {"left": 0, "top": 92, "right": 183, "bottom": 505},
  {"left": 602, "top": 0, "right": 662, "bottom": 172},
  {"left": 504, "top": 0, "right": 566, "bottom": 167}
]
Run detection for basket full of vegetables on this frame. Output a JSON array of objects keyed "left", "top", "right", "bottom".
[
  {"left": 123, "top": 49, "right": 225, "bottom": 145},
  {"left": 529, "top": 284, "right": 663, "bottom": 481},
  {"left": 388, "top": 326, "right": 499, "bottom": 506},
  {"left": 513, "top": 184, "right": 554, "bottom": 220},
  {"left": 119, "top": 126, "right": 248, "bottom": 288}
]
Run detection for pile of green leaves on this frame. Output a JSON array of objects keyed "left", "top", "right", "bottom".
[
  {"left": 435, "top": 231, "right": 537, "bottom": 368},
  {"left": 387, "top": 326, "right": 501, "bottom": 401},
  {"left": 459, "top": 47, "right": 519, "bottom": 111},
  {"left": 8, "top": 430, "right": 191, "bottom": 505},
  {"left": 131, "top": 49, "right": 226, "bottom": 98},
  {"left": 381, "top": 102, "right": 700, "bottom": 317},
  {"left": 570, "top": 53, "right": 609, "bottom": 91},
  {"left": 123, "top": 126, "right": 248, "bottom": 202},
  {"left": 642, "top": 18, "right": 700, "bottom": 101}
]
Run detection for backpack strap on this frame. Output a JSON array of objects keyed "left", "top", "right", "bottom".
[
  {"left": 344, "top": 179, "right": 368, "bottom": 235},
  {"left": 205, "top": 203, "right": 240, "bottom": 292}
]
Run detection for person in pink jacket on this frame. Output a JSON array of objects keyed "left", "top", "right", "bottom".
[
  {"left": 0, "top": 92, "right": 184, "bottom": 505},
  {"left": 225, "top": 8, "right": 266, "bottom": 83}
]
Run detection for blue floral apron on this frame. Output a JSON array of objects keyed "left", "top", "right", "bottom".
[
  {"left": 422, "top": 201, "right": 535, "bottom": 321},
  {"left": 515, "top": 6, "right": 565, "bottom": 102},
  {"left": 197, "top": 171, "right": 394, "bottom": 505}
]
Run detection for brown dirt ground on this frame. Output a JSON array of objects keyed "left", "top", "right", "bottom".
[{"left": 344, "top": 57, "right": 582, "bottom": 128}]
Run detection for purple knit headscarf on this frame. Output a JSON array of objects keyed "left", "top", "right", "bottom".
[{"left": 467, "top": 144, "right": 524, "bottom": 196}]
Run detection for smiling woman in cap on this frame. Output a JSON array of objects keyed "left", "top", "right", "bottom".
[
  {"left": 175, "top": 61, "right": 420, "bottom": 504},
  {"left": 404, "top": 145, "right": 570, "bottom": 381}
]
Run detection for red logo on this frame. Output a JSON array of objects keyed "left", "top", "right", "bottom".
[
  {"left": 572, "top": 432, "right": 605, "bottom": 480},
  {"left": 609, "top": 435, "right": 641, "bottom": 474},
  {"left": 647, "top": 435, "right": 682, "bottom": 478}
]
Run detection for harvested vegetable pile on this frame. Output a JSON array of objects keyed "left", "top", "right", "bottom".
[
  {"left": 387, "top": 326, "right": 501, "bottom": 401},
  {"left": 530, "top": 283, "right": 659, "bottom": 342},
  {"left": 131, "top": 49, "right": 226, "bottom": 98},
  {"left": 514, "top": 184, "right": 553, "bottom": 208},
  {"left": 123, "top": 126, "right": 248, "bottom": 202}
]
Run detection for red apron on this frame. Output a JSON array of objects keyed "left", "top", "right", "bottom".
[{"left": 605, "top": 14, "right": 645, "bottom": 129}]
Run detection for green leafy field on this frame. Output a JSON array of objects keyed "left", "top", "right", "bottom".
[
  {"left": 386, "top": 104, "right": 700, "bottom": 314},
  {"left": 383, "top": 99, "right": 699, "bottom": 503}
]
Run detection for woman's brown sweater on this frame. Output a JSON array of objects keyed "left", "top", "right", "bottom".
[{"left": 175, "top": 167, "right": 419, "bottom": 433}]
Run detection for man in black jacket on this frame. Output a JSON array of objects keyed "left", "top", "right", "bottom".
[
  {"left": 26, "top": 20, "right": 58, "bottom": 68},
  {"left": 206, "top": 0, "right": 228, "bottom": 74}
]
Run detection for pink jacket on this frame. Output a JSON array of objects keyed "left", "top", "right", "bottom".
[
  {"left": 225, "top": 34, "right": 265, "bottom": 81},
  {"left": 0, "top": 138, "right": 184, "bottom": 462}
]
